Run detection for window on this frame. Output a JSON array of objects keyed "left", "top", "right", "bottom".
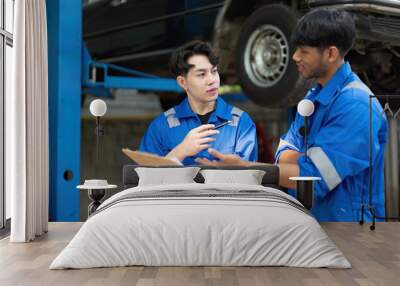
[
  {"left": 0, "top": 0, "right": 3, "bottom": 231},
  {"left": 5, "top": 44, "right": 11, "bottom": 221},
  {"left": 1, "top": 0, "right": 14, "bottom": 231},
  {"left": 5, "top": 0, "right": 13, "bottom": 34}
]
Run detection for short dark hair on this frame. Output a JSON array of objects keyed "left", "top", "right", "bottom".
[
  {"left": 169, "top": 40, "right": 219, "bottom": 77},
  {"left": 291, "top": 8, "right": 355, "bottom": 57}
]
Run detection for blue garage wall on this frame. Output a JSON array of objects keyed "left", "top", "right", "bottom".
[{"left": 47, "top": 0, "right": 81, "bottom": 221}]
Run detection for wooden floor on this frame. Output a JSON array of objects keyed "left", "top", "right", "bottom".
[{"left": 0, "top": 222, "right": 399, "bottom": 286}]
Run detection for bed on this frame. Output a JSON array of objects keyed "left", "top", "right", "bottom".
[{"left": 50, "top": 165, "right": 350, "bottom": 269}]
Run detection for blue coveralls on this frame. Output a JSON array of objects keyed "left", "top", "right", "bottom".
[
  {"left": 140, "top": 97, "right": 258, "bottom": 165},
  {"left": 275, "top": 62, "right": 387, "bottom": 222}
]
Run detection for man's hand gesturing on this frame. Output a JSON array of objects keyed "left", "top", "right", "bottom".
[
  {"left": 166, "top": 124, "right": 219, "bottom": 161},
  {"left": 195, "top": 148, "right": 250, "bottom": 167}
]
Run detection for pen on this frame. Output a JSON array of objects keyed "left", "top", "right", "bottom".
[{"left": 212, "top": 120, "right": 232, "bottom": 130}]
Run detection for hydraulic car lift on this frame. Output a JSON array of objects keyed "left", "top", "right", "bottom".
[
  {"left": 47, "top": 0, "right": 221, "bottom": 221},
  {"left": 47, "top": 0, "right": 185, "bottom": 221},
  {"left": 81, "top": 46, "right": 183, "bottom": 98}
]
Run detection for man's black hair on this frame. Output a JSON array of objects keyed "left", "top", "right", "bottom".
[
  {"left": 169, "top": 40, "right": 219, "bottom": 77},
  {"left": 291, "top": 8, "right": 355, "bottom": 57}
]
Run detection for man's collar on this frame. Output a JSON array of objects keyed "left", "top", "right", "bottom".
[
  {"left": 211, "top": 97, "right": 232, "bottom": 121},
  {"left": 174, "top": 98, "right": 195, "bottom": 118},
  {"left": 174, "top": 97, "right": 231, "bottom": 121},
  {"left": 315, "top": 62, "right": 352, "bottom": 105}
]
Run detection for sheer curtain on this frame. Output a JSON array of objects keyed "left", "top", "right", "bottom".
[{"left": 6, "top": 0, "right": 49, "bottom": 242}]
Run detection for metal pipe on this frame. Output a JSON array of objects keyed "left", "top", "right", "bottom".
[
  {"left": 369, "top": 95, "right": 373, "bottom": 207},
  {"left": 100, "top": 48, "right": 175, "bottom": 64},
  {"left": 304, "top": 116, "right": 308, "bottom": 162}
]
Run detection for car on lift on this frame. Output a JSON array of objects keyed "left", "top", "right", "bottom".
[{"left": 83, "top": 0, "right": 400, "bottom": 108}]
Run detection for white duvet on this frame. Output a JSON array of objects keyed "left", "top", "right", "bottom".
[{"left": 50, "top": 183, "right": 351, "bottom": 269}]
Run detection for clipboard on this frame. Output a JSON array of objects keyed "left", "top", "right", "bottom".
[{"left": 122, "top": 148, "right": 182, "bottom": 166}]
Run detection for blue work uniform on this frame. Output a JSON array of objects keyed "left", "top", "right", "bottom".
[
  {"left": 275, "top": 62, "right": 387, "bottom": 222},
  {"left": 140, "top": 97, "right": 258, "bottom": 165}
]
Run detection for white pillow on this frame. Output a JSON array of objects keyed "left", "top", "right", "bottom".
[
  {"left": 200, "top": 169, "right": 266, "bottom": 185},
  {"left": 135, "top": 167, "right": 200, "bottom": 186}
]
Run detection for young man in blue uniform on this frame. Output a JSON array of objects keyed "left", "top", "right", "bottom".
[
  {"left": 139, "top": 40, "right": 258, "bottom": 165},
  {"left": 197, "top": 9, "right": 388, "bottom": 222}
]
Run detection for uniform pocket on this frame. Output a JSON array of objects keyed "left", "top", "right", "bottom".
[{"left": 211, "top": 127, "right": 236, "bottom": 154}]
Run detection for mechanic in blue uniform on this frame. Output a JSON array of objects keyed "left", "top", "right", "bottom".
[
  {"left": 139, "top": 40, "right": 258, "bottom": 165},
  {"left": 196, "top": 9, "right": 387, "bottom": 222}
]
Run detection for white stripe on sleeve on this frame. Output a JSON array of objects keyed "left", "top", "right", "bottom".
[{"left": 307, "top": 147, "right": 342, "bottom": 191}]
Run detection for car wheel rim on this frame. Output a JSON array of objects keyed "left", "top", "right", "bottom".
[{"left": 244, "top": 24, "right": 289, "bottom": 88}]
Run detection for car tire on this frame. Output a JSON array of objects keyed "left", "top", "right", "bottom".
[{"left": 235, "top": 4, "right": 311, "bottom": 108}]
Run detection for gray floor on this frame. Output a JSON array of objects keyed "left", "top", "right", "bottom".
[{"left": 1, "top": 222, "right": 400, "bottom": 286}]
